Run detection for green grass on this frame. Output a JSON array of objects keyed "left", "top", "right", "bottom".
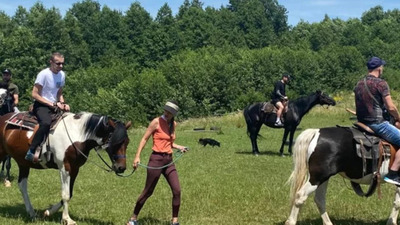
[{"left": 0, "top": 95, "right": 398, "bottom": 225}]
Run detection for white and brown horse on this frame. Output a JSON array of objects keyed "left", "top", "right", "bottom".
[
  {"left": 0, "top": 111, "right": 131, "bottom": 225},
  {"left": 285, "top": 127, "right": 399, "bottom": 225}
]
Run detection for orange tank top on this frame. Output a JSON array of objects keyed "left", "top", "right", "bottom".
[{"left": 152, "top": 117, "right": 176, "bottom": 154}]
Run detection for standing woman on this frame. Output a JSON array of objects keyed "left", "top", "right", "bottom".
[{"left": 127, "top": 101, "right": 188, "bottom": 225}]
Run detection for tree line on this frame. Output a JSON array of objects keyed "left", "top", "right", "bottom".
[{"left": 0, "top": 0, "right": 399, "bottom": 126}]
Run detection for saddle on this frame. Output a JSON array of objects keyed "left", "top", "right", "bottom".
[
  {"left": 6, "top": 111, "right": 65, "bottom": 163},
  {"left": 262, "top": 102, "right": 276, "bottom": 114},
  {"left": 261, "top": 101, "right": 288, "bottom": 117},
  {"left": 344, "top": 122, "right": 397, "bottom": 197}
]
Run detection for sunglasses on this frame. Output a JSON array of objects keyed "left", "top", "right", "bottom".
[{"left": 52, "top": 60, "right": 65, "bottom": 66}]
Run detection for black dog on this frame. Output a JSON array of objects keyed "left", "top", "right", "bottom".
[{"left": 198, "top": 138, "right": 220, "bottom": 147}]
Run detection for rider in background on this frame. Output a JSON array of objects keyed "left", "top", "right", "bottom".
[
  {"left": 127, "top": 100, "right": 188, "bottom": 225},
  {"left": 271, "top": 73, "right": 291, "bottom": 127},
  {"left": 2, "top": 69, "right": 19, "bottom": 112},
  {"left": 354, "top": 56, "right": 400, "bottom": 185},
  {"left": 25, "top": 52, "right": 70, "bottom": 162}
]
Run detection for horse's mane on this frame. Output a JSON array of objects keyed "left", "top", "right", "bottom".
[
  {"left": 69, "top": 112, "right": 104, "bottom": 140},
  {"left": 72, "top": 112, "right": 127, "bottom": 146},
  {"left": 290, "top": 92, "right": 317, "bottom": 105}
]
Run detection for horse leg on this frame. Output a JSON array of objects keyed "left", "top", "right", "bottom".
[
  {"left": 279, "top": 129, "right": 290, "bottom": 156},
  {"left": 386, "top": 187, "right": 400, "bottom": 225},
  {"left": 285, "top": 181, "right": 318, "bottom": 225},
  {"left": 288, "top": 129, "right": 296, "bottom": 156},
  {"left": 17, "top": 166, "right": 36, "bottom": 218},
  {"left": 4, "top": 156, "right": 11, "bottom": 187},
  {"left": 59, "top": 167, "right": 78, "bottom": 225},
  {"left": 0, "top": 157, "right": 5, "bottom": 177},
  {"left": 250, "top": 123, "right": 262, "bottom": 155},
  {"left": 314, "top": 181, "right": 333, "bottom": 225},
  {"left": 44, "top": 168, "right": 78, "bottom": 218}
]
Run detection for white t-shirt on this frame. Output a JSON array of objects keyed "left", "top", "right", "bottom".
[{"left": 35, "top": 68, "right": 65, "bottom": 103}]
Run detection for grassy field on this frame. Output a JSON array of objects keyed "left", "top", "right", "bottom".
[{"left": 0, "top": 93, "right": 399, "bottom": 225}]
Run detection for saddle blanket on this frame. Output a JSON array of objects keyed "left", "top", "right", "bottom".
[{"left": 6, "top": 112, "right": 36, "bottom": 130}]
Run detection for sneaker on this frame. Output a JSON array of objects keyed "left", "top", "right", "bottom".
[
  {"left": 274, "top": 121, "right": 284, "bottom": 127},
  {"left": 25, "top": 152, "right": 34, "bottom": 162},
  {"left": 384, "top": 175, "right": 400, "bottom": 186}
]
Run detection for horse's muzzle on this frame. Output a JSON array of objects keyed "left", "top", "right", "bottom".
[{"left": 114, "top": 165, "right": 126, "bottom": 174}]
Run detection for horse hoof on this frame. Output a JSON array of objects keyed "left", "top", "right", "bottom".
[
  {"left": 61, "top": 218, "right": 77, "bottom": 225},
  {"left": 284, "top": 220, "right": 296, "bottom": 225},
  {"left": 4, "top": 179, "right": 11, "bottom": 187}
]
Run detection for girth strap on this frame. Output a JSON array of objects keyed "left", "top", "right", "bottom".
[{"left": 350, "top": 179, "right": 377, "bottom": 197}]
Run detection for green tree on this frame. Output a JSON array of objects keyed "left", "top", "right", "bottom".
[
  {"left": 124, "top": 2, "right": 154, "bottom": 67},
  {"left": 69, "top": 0, "right": 101, "bottom": 62}
]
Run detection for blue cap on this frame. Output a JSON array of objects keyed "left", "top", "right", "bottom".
[{"left": 367, "top": 57, "right": 386, "bottom": 70}]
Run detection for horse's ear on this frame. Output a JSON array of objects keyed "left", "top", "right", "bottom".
[
  {"left": 108, "top": 118, "right": 116, "bottom": 128},
  {"left": 102, "top": 116, "right": 109, "bottom": 127},
  {"left": 316, "top": 90, "right": 322, "bottom": 95},
  {"left": 125, "top": 121, "right": 132, "bottom": 130}
]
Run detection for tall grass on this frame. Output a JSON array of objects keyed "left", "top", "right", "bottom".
[{"left": 0, "top": 93, "right": 398, "bottom": 225}]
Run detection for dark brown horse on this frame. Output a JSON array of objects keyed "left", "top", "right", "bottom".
[
  {"left": 0, "top": 111, "right": 131, "bottom": 225},
  {"left": 243, "top": 90, "right": 336, "bottom": 156},
  {"left": 285, "top": 127, "right": 398, "bottom": 225}
]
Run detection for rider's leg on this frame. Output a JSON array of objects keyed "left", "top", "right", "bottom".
[
  {"left": 369, "top": 121, "right": 400, "bottom": 185},
  {"left": 25, "top": 103, "right": 52, "bottom": 161},
  {"left": 275, "top": 102, "right": 284, "bottom": 123}
]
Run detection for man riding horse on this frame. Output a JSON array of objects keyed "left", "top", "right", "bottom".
[
  {"left": 25, "top": 52, "right": 70, "bottom": 162},
  {"left": 354, "top": 56, "right": 400, "bottom": 185},
  {"left": 270, "top": 73, "right": 291, "bottom": 127}
]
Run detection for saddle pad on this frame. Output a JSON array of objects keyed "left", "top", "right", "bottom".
[
  {"left": 6, "top": 112, "right": 64, "bottom": 131},
  {"left": 6, "top": 112, "right": 36, "bottom": 130}
]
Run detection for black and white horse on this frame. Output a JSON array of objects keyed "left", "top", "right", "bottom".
[
  {"left": 285, "top": 127, "right": 398, "bottom": 225},
  {"left": 243, "top": 90, "right": 336, "bottom": 156},
  {"left": 0, "top": 83, "right": 13, "bottom": 187}
]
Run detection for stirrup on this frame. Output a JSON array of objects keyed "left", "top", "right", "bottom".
[{"left": 33, "top": 146, "right": 42, "bottom": 163}]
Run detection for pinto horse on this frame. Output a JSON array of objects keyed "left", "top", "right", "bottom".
[
  {"left": 285, "top": 127, "right": 398, "bottom": 225},
  {"left": 0, "top": 111, "right": 131, "bottom": 225},
  {"left": 243, "top": 90, "right": 336, "bottom": 156}
]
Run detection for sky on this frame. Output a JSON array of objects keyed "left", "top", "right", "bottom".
[{"left": 0, "top": 0, "right": 399, "bottom": 26}]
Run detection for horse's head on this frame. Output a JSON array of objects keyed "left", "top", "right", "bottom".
[
  {"left": 104, "top": 119, "right": 132, "bottom": 174},
  {"left": 0, "top": 82, "right": 9, "bottom": 106},
  {"left": 316, "top": 90, "right": 336, "bottom": 106}
]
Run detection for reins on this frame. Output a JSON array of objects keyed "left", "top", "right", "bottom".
[
  {"left": 62, "top": 117, "right": 116, "bottom": 173},
  {"left": 61, "top": 115, "right": 187, "bottom": 177},
  {"left": 137, "top": 150, "right": 186, "bottom": 169}
]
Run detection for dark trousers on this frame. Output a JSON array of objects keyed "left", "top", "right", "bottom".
[
  {"left": 30, "top": 101, "right": 53, "bottom": 151},
  {"left": 134, "top": 152, "right": 181, "bottom": 217}
]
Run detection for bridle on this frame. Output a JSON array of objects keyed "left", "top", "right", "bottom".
[{"left": 61, "top": 115, "right": 133, "bottom": 177}]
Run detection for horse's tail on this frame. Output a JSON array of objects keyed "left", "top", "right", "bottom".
[
  {"left": 287, "top": 128, "right": 320, "bottom": 206},
  {"left": 243, "top": 104, "right": 253, "bottom": 136}
]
